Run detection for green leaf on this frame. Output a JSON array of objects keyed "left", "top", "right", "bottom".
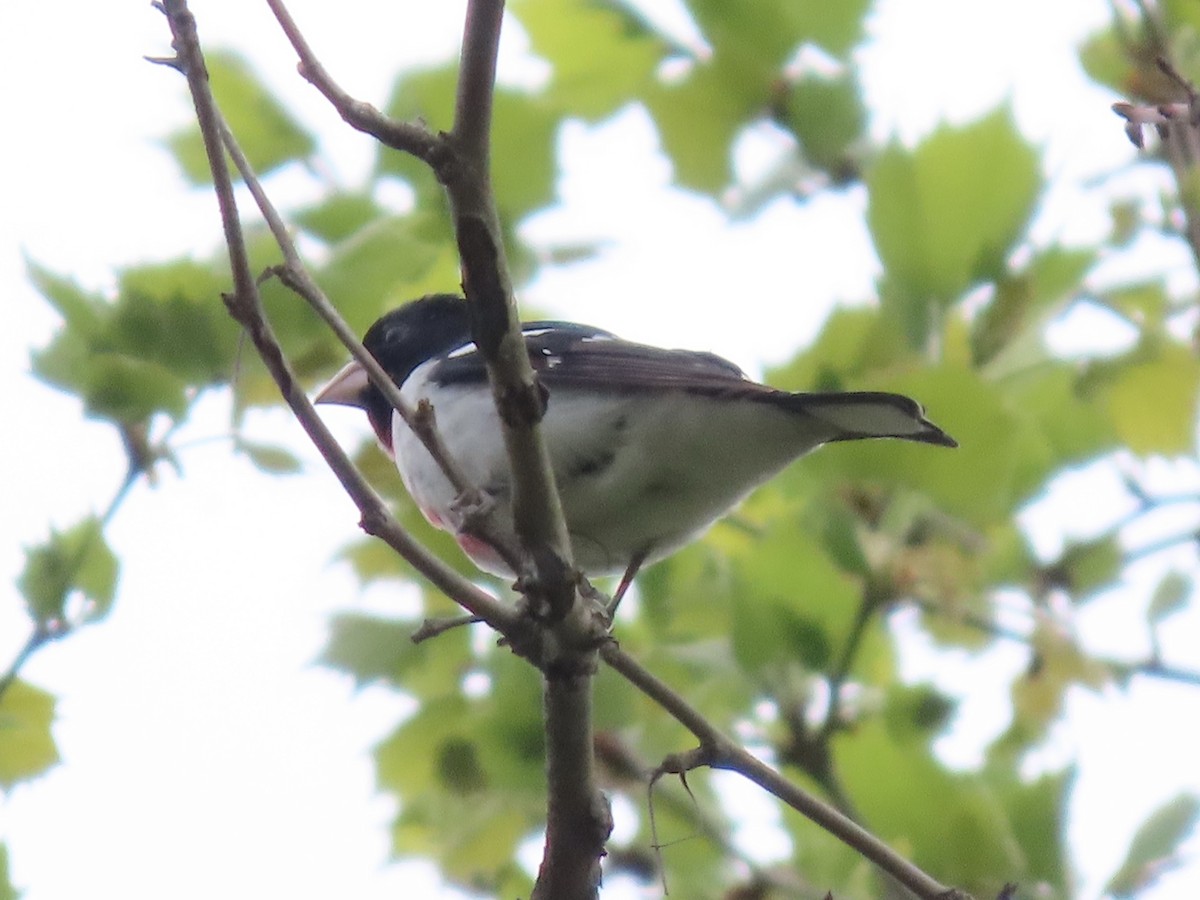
[
  {"left": 1106, "top": 794, "right": 1200, "bottom": 897},
  {"left": 1079, "top": 28, "right": 1133, "bottom": 95},
  {"left": 646, "top": 58, "right": 757, "bottom": 192},
  {"left": 883, "top": 684, "right": 956, "bottom": 738},
  {"left": 868, "top": 110, "right": 1041, "bottom": 343},
  {"left": 1011, "top": 628, "right": 1108, "bottom": 730},
  {"left": 323, "top": 610, "right": 472, "bottom": 699},
  {"left": 1148, "top": 571, "right": 1190, "bottom": 623},
  {"left": 836, "top": 719, "right": 1028, "bottom": 894},
  {"left": 112, "top": 261, "right": 238, "bottom": 384},
  {"left": 317, "top": 215, "right": 445, "bottom": 329},
  {"left": 0, "top": 680, "right": 60, "bottom": 789},
  {"left": 321, "top": 613, "right": 424, "bottom": 687},
  {"left": 1055, "top": 535, "right": 1123, "bottom": 599},
  {"left": 990, "top": 767, "right": 1071, "bottom": 892},
  {"left": 973, "top": 247, "right": 1095, "bottom": 367},
  {"left": 730, "top": 531, "right": 858, "bottom": 673},
  {"left": 1106, "top": 341, "right": 1200, "bottom": 455},
  {"left": 165, "top": 51, "right": 315, "bottom": 184},
  {"left": 379, "top": 69, "right": 560, "bottom": 217},
  {"left": 19, "top": 517, "right": 119, "bottom": 624},
  {"left": 235, "top": 439, "right": 303, "bottom": 475},
  {"left": 514, "top": 0, "right": 664, "bottom": 119},
  {"left": 26, "top": 260, "right": 105, "bottom": 334},
  {"left": 294, "top": 193, "right": 387, "bottom": 244},
  {"left": 489, "top": 90, "right": 561, "bottom": 216},
  {"left": 688, "top": 0, "right": 870, "bottom": 70},
  {"left": 1003, "top": 363, "right": 1115, "bottom": 464},
  {"left": 83, "top": 353, "right": 190, "bottom": 422},
  {"left": 782, "top": 73, "right": 865, "bottom": 173}
]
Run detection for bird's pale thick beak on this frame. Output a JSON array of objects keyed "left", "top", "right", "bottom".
[{"left": 314, "top": 360, "right": 371, "bottom": 408}]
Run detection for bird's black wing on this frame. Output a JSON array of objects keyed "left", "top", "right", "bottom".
[
  {"left": 429, "top": 321, "right": 756, "bottom": 396},
  {"left": 426, "top": 321, "right": 957, "bottom": 447}
]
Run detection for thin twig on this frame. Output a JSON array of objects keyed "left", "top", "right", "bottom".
[
  {"left": 212, "top": 105, "right": 523, "bottom": 575},
  {"left": 263, "top": 0, "right": 443, "bottom": 159},
  {"left": 0, "top": 627, "right": 56, "bottom": 705}
]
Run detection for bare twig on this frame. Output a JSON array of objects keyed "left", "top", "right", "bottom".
[
  {"left": 264, "top": 0, "right": 443, "bottom": 160},
  {"left": 0, "top": 627, "right": 58, "bottom": 705}
]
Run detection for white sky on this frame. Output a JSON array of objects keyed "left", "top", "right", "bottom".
[{"left": 2, "top": 1, "right": 1199, "bottom": 898}]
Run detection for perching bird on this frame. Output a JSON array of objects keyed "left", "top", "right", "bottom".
[{"left": 317, "top": 294, "right": 955, "bottom": 602}]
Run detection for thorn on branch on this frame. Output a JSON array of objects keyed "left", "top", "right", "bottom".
[
  {"left": 144, "top": 53, "right": 184, "bottom": 72},
  {"left": 411, "top": 614, "right": 481, "bottom": 644}
]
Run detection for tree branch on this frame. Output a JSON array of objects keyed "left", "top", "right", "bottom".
[
  {"left": 264, "top": 1, "right": 607, "bottom": 894},
  {"left": 263, "top": 0, "right": 443, "bottom": 160},
  {"left": 600, "top": 643, "right": 966, "bottom": 900}
]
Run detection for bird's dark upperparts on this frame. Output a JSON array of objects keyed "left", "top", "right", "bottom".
[{"left": 316, "top": 293, "right": 956, "bottom": 604}]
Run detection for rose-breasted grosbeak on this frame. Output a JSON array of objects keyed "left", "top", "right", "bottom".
[{"left": 317, "top": 294, "right": 955, "bottom": 600}]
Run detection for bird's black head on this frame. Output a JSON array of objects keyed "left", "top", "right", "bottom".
[
  {"left": 362, "top": 293, "right": 472, "bottom": 384},
  {"left": 317, "top": 294, "right": 471, "bottom": 452}
]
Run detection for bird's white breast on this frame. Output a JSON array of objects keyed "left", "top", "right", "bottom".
[{"left": 392, "top": 361, "right": 834, "bottom": 577}]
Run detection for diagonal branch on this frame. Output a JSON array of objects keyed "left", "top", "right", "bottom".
[
  {"left": 210, "top": 105, "right": 523, "bottom": 576},
  {"left": 600, "top": 643, "right": 967, "bottom": 900},
  {"left": 264, "top": 0, "right": 443, "bottom": 160}
]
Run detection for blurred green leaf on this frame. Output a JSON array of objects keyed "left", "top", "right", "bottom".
[
  {"left": 1079, "top": 28, "right": 1133, "bottom": 95},
  {"left": 113, "top": 261, "right": 237, "bottom": 383},
  {"left": 380, "top": 67, "right": 559, "bottom": 218},
  {"left": 1012, "top": 627, "right": 1108, "bottom": 730},
  {"left": 19, "top": 518, "right": 119, "bottom": 624},
  {"left": 318, "top": 215, "right": 446, "bottom": 329},
  {"left": 1148, "top": 571, "right": 1191, "bottom": 622},
  {"left": 868, "top": 110, "right": 1041, "bottom": 344},
  {"left": 84, "top": 353, "right": 190, "bottom": 422},
  {"left": 837, "top": 719, "right": 1029, "bottom": 894},
  {"left": 973, "top": 247, "right": 1095, "bottom": 367},
  {"left": 489, "top": 90, "right": 561, "bottom": 216},
  {"left": 514, "top": 0, "right": 664, "bottom": 119},
  {"left": 235, "top": 439, "right": 303, "bottom": 475},
  {"left": 689, "top": 0, "right": 870, "bottom": 69},
  {"left": 731, "top": 529, "right": 859, "bottom": 673},
  {"left": 782, "top": 73, "right": 865, "bottom": 173},
  {"left": 1106, "top": 793, "right": 1200, "bottom": 897},
  {"left": 166, "top": 51, "right": 315, "bottom": 184},
  {"left": 1106, "top": 342, "right": 1200, "bottom": 455},
  {"left": 646, "top": 58, "right": 756, "bottom": 191},
  {"left": 26, "top": 260, "right": 105, "bottom": 334},
  {"left": 0, "top": 680, "right": 60, "bottom": 790},
  {"left": 294, "top": 193, "right": 387, "bottom": 244},
  {"left": 1056, "top": 535, "right": 1123, "bottom": 598}
]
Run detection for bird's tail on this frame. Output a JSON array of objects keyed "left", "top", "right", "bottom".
[{"left": 771, "top": 391, "right": 957, "bottom": 448}]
